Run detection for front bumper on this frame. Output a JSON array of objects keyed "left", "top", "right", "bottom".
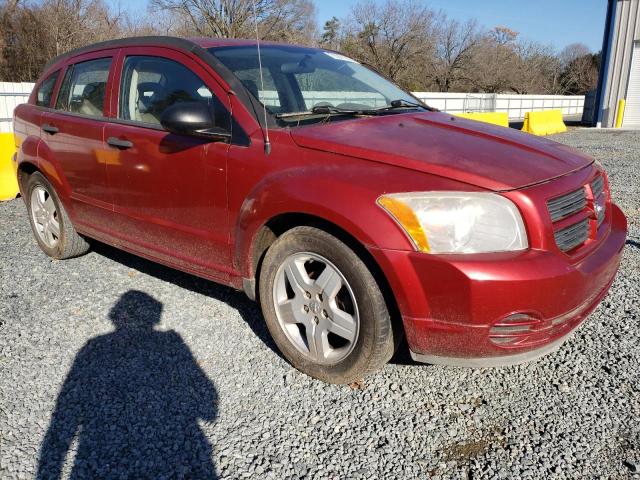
[{"left": 368, "top": 204, "right": 627, "bottom": 366}]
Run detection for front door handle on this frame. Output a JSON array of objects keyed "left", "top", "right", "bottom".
[
  {"left": 42, "top": 124, "right": 58, "bottom": 135},
  {"left": 107, "top": 137, "right": 134, "bottom": 149}
]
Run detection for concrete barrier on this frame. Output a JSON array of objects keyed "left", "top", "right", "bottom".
[
  {"left": 521, "top": 110, "right": 567, "bottom": 136},
  {"left": 0, "top": 133, "right": 19, "bottom": 201},
  {"left": 455, "top": 112, "right": 509, "bottom": 128}
]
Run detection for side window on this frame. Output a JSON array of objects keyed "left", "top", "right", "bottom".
[
  {"left": 119, "top": 56, "right": 229, "bottom": 131},
  {"left": 55, "top": 58, "right": 111, "bottom": 117},
  {"left": 234, "top": 68, "right": 280, "bottom": 110},
  {"left": 35, "top": 71, "right": 59, "bottom": 107}
]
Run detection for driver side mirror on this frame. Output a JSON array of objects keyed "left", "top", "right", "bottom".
[{"left": 160, "top": 102, "right": 231, "bottom": 142}]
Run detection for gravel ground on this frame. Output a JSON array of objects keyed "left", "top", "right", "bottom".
[{"left": 1, "top": 128, "right": 639, "bottom": 479}]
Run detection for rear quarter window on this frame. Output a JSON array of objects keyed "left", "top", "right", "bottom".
[{"left": 35, "top": 71, "right": 59, "bottom": 107}]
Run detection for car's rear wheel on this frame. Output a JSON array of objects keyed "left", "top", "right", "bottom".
[
  {"left": 26, "top": 172, "right": 89, "bottom": 259},
  {"left": 259, "top": 226, "right": 396, "bottom": 384}
]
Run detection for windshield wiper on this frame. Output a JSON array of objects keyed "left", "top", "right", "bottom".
[
  {"left": 275, "top": 100, "right": 430, "bottom": 120},
  {"left": 370, "top": 99, "right": 426, "bottom": 112},
  {"left": 388, "top": 98, "right": 440, "bottom": 112},
  {"left": 275, "top": 105, "right": 364, "bottom": 119}
]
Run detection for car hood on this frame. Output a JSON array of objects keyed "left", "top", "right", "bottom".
[{"left": 289, "top": 111, "right": 593, "bottom": 191}]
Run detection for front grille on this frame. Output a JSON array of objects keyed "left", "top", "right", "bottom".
[
  {"left": 546, "top": 173, "right": 608, "bottom": 253},
  {"left": 547, "top": 187, "right": 587, "bottom": 222},
  {"left": 554, "top": 218, "right": 590, "bottom": 252},
  {"left": 591, "top": 175, "right": 604, "bottom": 198},
  {"left": 591, "top": 176, "right": 606, "bottom": 227}
]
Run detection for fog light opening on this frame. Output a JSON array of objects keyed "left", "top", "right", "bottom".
[{"left": 489, "top": 312, "right": 542, "bottom": 346}]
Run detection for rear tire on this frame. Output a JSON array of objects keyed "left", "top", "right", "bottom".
[
  {"left": 259, "top": 226, "right": 396, "bottom": 384},
  {"left": 26, "top": 172, "right": 89, "bottom": 259}
]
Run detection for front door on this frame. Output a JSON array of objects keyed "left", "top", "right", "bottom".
[{"left": 104, "top": 49, "right": 232, "bottom": 279}]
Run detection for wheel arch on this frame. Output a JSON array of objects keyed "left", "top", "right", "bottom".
[
  {"left": 16, "top": 161, "right": 39, "bottom": 196},
  {"left": 244, "top": 212, "right": 403, "bottom": 336},
  {"left": 34, "top": 140, "right": 73, "bottom": 203}
]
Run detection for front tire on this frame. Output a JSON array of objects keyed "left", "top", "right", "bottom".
[
  {"left": 259, "top": 226, "right": 396, "bottom": 384},
  {"left": 26, "top": 172, "right": 89, "bottom": 259}
]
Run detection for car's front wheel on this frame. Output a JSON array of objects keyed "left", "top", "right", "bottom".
[
  {"left": 259, "top": 226, "right": 396, "bottom": 384},
  {"left": 26, "top": 172, "right": 89, "bottom": 259}
]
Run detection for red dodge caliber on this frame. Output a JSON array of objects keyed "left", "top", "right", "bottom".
[{"left": 13, "top": 36, "right": 627, "bottom": 383}]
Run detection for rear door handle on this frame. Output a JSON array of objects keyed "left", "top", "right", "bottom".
[
  {"left": 107, "top": 137, "right": 134, "bottom": 149},
  {"left": 42, "top": 124, "right": 58, "bottom": 135}
]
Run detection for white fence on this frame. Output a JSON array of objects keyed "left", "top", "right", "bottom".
[
  {"left": 251, "top": 90, "right": 585, "bottom": 121},
  {"left": 412, "top": 92, "right": 585, "bottom": 120},
  {"left": 0, "top": 83, "right": 34, "bottom": 133},
  {"left": 0, "top": 82, "right": 585, "bottom": 132}
]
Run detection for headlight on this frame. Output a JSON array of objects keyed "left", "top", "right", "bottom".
[{"left": 378, "top": 192, "right": 528, "bottom": 254}]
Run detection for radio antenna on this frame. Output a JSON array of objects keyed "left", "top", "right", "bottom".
[{"left": 252, "top": 0, "right": 271, "bottom": 155}]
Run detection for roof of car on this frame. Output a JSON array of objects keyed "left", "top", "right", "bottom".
[
  {"left": 189, "top": 37, "right": 304, "bottom": 49},
  {"left": 42, "top": 36, "right": 310, "bottom": 72}
]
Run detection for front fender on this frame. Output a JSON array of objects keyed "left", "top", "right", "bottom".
[{"left": 233, "top": 161, "right": 477, "bottom": 278}]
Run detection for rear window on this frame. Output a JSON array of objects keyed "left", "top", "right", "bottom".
[
  {"left": 35, "top": 71, "right": 59, "bottom": 107},
  {"left": 55, "top": 58, "right": 112, "bottom": 117}
]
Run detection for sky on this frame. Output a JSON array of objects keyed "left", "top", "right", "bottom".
[
  {"left": 316, "top": 0, "right": 607, "bottom": 52},
  {"left": 119, "top": 0, "right": 608, "bottom": 53}
]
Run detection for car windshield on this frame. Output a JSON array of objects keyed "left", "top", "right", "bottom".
[{"left": 209, "top": 45, "right": 425, "bottom": 126}]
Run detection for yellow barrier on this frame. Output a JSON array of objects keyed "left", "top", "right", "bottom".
[
  {"left": 455, "top": 112, "right": 509, "bottom": 128},
  {"left": 615, "top": 99, "right": 626, "bottom": 128},
  {"left": 521, "top": 110, "right": 567, "bottom": 136},
  {"left": 0, "top": 133, "right": 19, "bottom": 201}
]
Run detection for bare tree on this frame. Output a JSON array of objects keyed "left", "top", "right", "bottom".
[
  {"left": 40, "top": 0, "right": 126, "bottom": 56},
  {"left": 1, "top": 0, "right": 128, "bottom": 81},
  {"left": 1, "top": 0, "right": 54, "bottom": 81},
  {"left": 559, "top": 43, "right": 600, "bottom": 94},
  {"left": 320, "top": 15, "right": 340, "bottom": 50},
  {"left": 340, "top": 0, "right": 435, "bottom": 90},
  {"left": 465, "top": 27, "right": 520, "bottom": 93},
  {"left": 428, "top": 14, "right": 479, "bottom": 92},
  {"left": 514, "top": 40, "right": 562, "bottom": 94},
  {"left": 149, "top": 0, "right": 317, "bottom": 43},
  {"left": 559, "top": 42, "right": 591, "bottom": 67}
]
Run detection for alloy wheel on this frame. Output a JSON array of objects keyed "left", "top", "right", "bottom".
[
  {"left": 30, "top": 185, "right": 60, "bottom": 249},
  {"left": 272, "top": 252, "right": 360, "bottom": 365}
]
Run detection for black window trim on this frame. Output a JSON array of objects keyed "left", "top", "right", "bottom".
[
  {"left": 53, "top": 56, "right": 113, "bottom": 118},
  {"left": 53, "top": 64, "right": 74, "bottom": 112}
]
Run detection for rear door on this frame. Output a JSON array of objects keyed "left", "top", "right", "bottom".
[
  {"left": 103, "top": 47, "right": 233, "bottom": 279},
  {"left": 41, "top": 50, "right": 118, "bottom": 228}
]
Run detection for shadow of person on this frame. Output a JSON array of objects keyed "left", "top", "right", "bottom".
[
  {"left": 90, "top": 240, "right": 282, "bottom": 361},
  {"left": 37, "top": 290, "right": 218, "bottom": 479}
]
